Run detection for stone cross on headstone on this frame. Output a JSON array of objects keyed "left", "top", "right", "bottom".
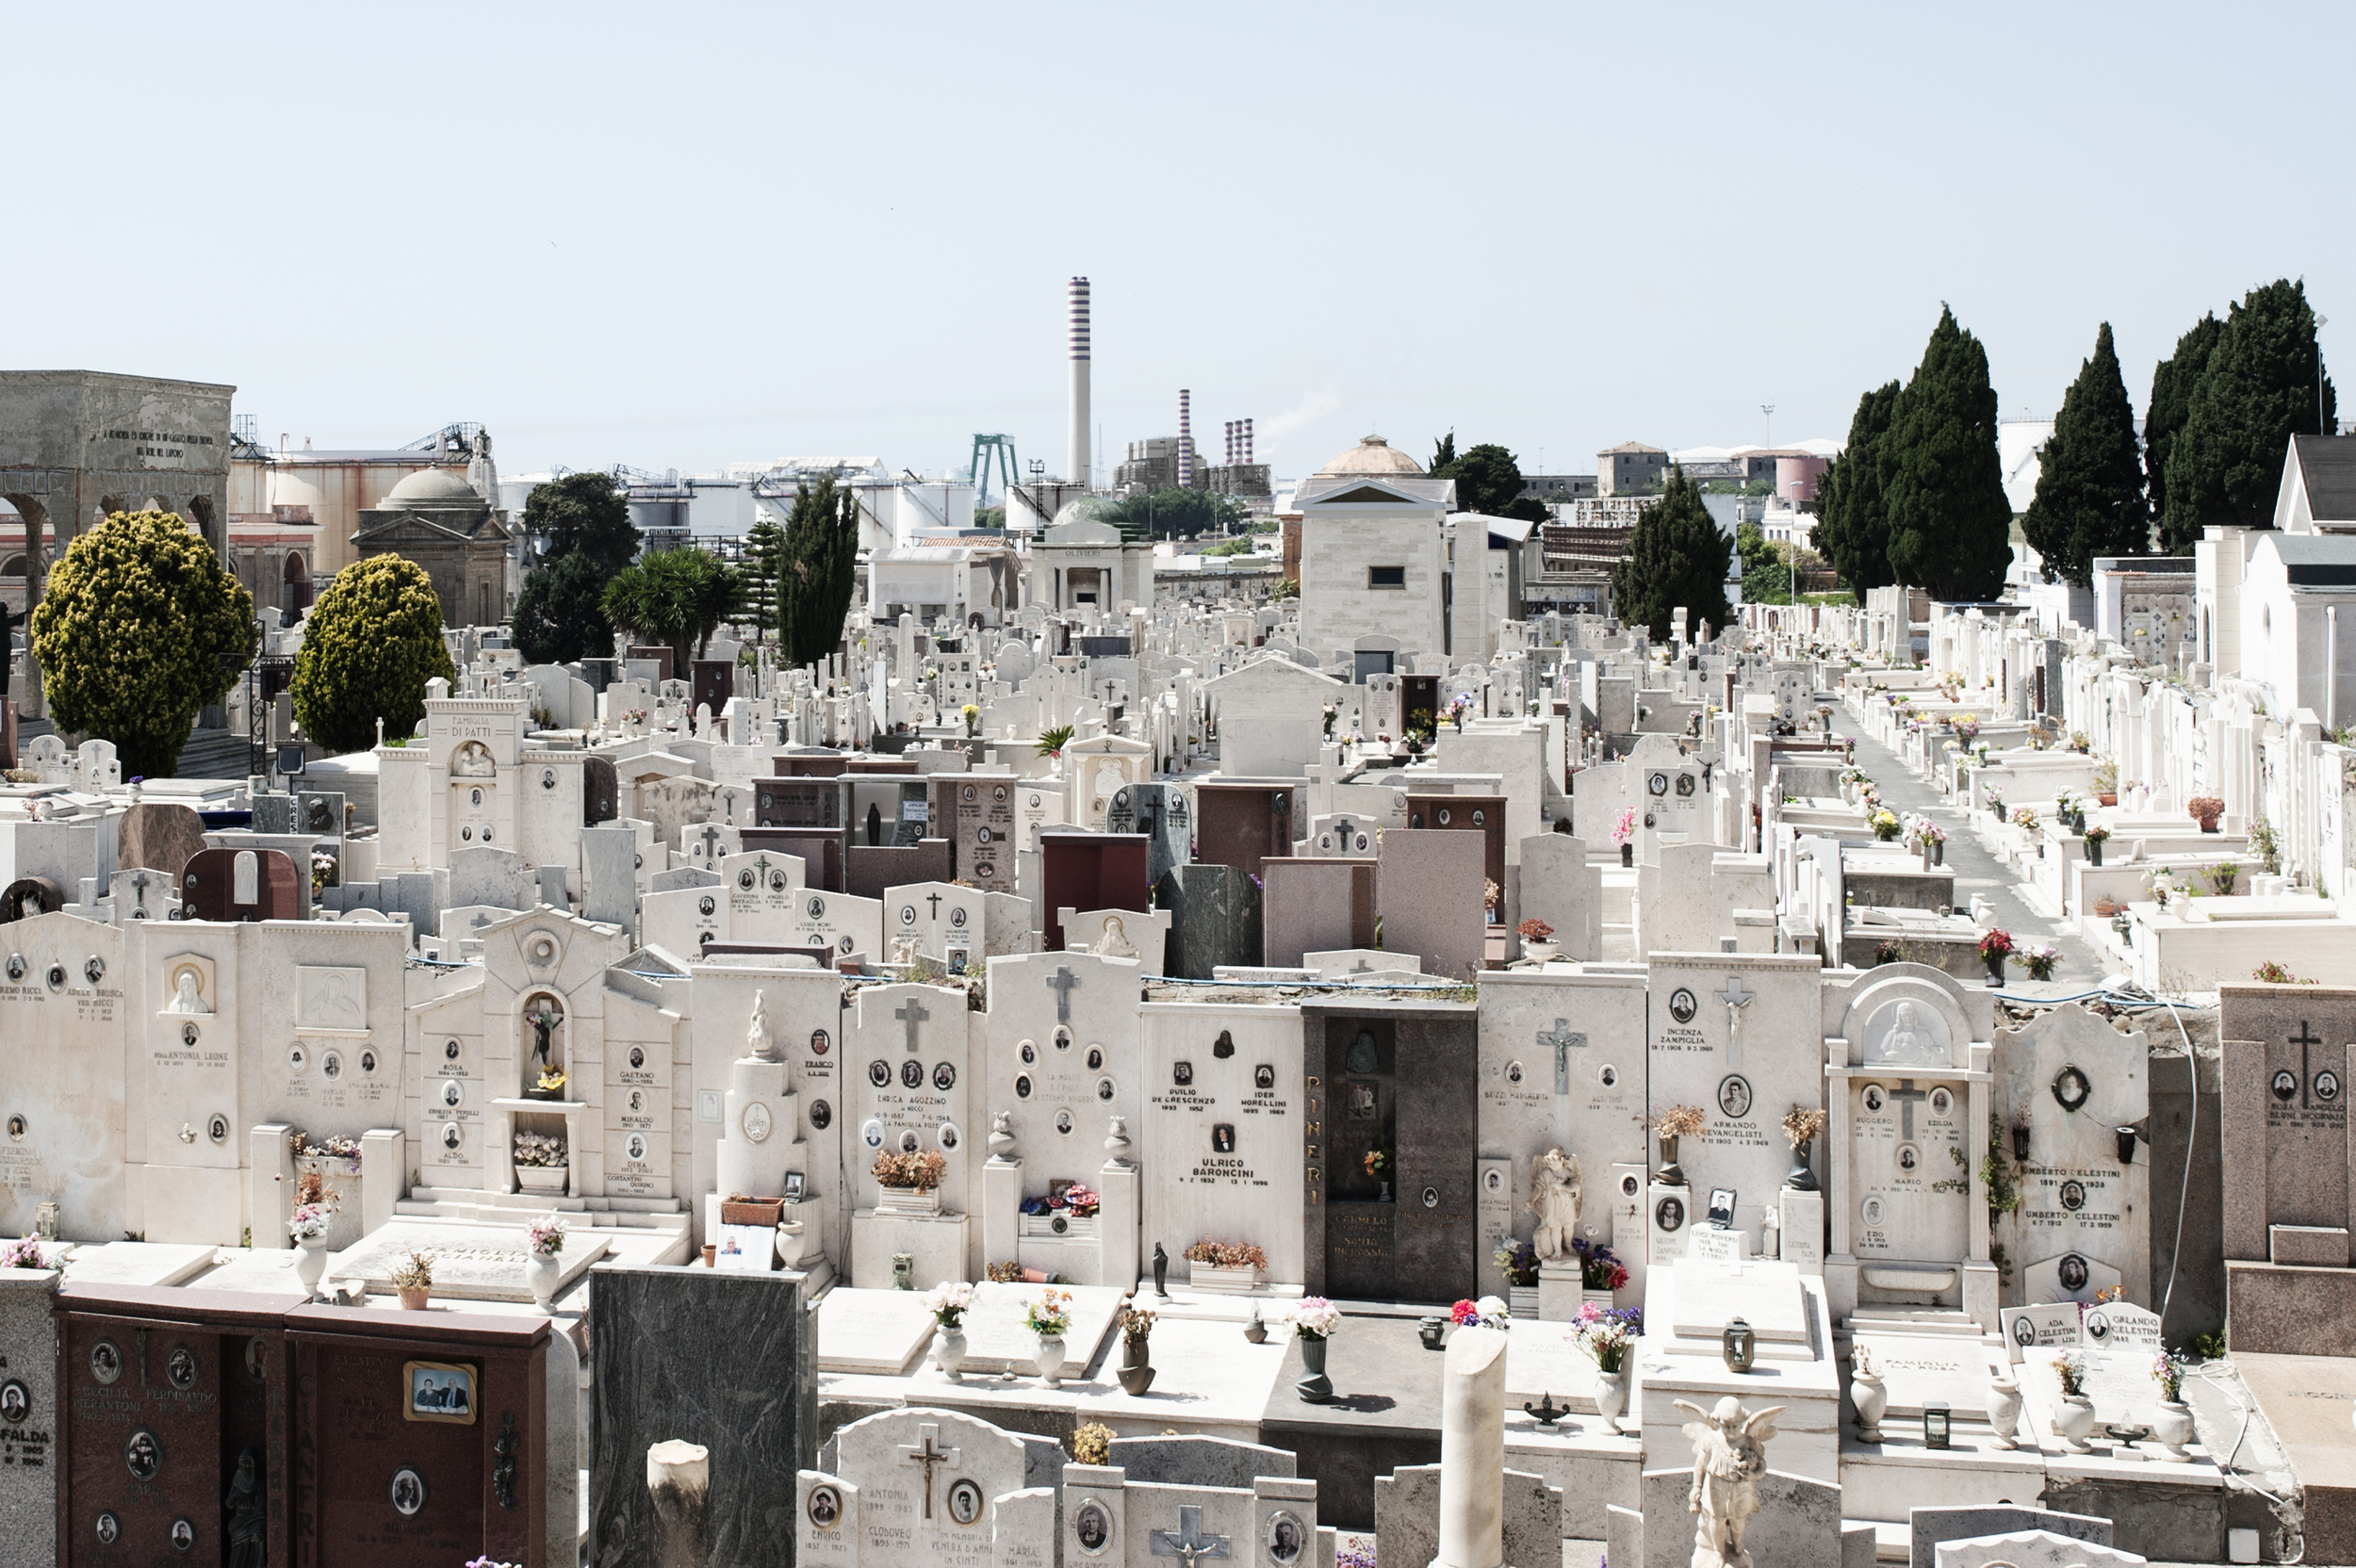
[
  {"left": 1887, "top": 1079, "right": 1930, "bottom": 1140},
  {"left": 1718, "top": 974, "right": 1755, "bottom": 1070},
  {"left": 1350, "top": 956, "right": 1373, "bottom": 975},
  {"left": 895, "top": 996, "right": 930, "bottom": 1054},
  {"left": 1046, "top": 965, "right": 1080, "bottom": 1024},
  {"left": 696, "top": 824, "right": 723, "bottom": 860},
  {"left": 1537, "top": 1020, "right": 1586, "bottom": 1095},
  {"left": 129, "top": 871, "right": 151, "bottom": 917},
  {"left": 1150, "top": 1505, "right": 1232, "bottom": 1568},
  {"left": 925, "top": 890, "right": 944, "bottom": 920},
  {"left": 896, "top": 1424, "right": 960, "bottom": 1521},
  {"left": 2291, "top": 1020, "right": 2324, "bottom": 1108}
]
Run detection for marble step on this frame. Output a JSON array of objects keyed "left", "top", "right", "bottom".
[{"left": 1846, "top": 1306, "right": 1987, "bottom": 1338}]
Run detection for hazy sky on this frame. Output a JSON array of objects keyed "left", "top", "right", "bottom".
[{"left": 6, "top": 2, "right": 2348, "bottom": 483}]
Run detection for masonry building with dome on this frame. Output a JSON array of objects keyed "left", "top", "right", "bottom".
[
  {"left": 351, "top": 465, "right": 514, "bottom": 628},
  {"left": 1288, "top": 434, "right": 1462, "bottom": 670}
]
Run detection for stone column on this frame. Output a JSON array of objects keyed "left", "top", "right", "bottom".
[{"left": 1433, "top": 1324, "right": 1506, "bottom": 1568}]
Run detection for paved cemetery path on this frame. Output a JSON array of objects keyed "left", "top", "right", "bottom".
[{"left": 1825, "top": 712, "right": 2114, "bottom": 990}]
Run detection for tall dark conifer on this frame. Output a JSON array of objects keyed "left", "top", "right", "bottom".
[
  {"left": 2144, "top": 311, "right": 2222, "bottom": 537},
  {"left": 2021, "top": 323, "right": 2150, "bottom": 587},
  {"left": 1811, "top": 382, "right": 1902, "bottom": 603},
  {"left": 1882, "top": 305, "right": 2014, "bottom": 602},
  {"left": 1610, "top": 467, "right": 1731, "bottom": 640},
  {"left": 2163, "top": 278, "right": 2337, "bottom": 544}
]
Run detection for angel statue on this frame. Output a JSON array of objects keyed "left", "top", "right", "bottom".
[
  {"left": 1677, "top": 1396, "right": 1782, "bottom": 1568},
  {"left": 746, "top": 989, "right": 779, "bottom": 1063},
  {"left": 1526, "top": 1147, "right": 1583, "bottom": 1262}
]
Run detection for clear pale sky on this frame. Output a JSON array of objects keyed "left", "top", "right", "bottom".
[{"left": 5, "top": 2, "right": 2346, "bottom": 482}]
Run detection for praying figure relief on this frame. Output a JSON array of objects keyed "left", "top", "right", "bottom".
[
  {"left": 1527, "top": 1147, "right": 1583, "bottom": 1262},
  {"left": 1678, "top": 1396, "right": 1782, "bottom": 1568}
]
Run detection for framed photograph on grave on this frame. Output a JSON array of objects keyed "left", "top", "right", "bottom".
[
  {"left": 784, "top": 1170, "right": 806, "bottom": 1200},
  {"left": 714, "top": 1226, "right": 771, "bottom": 1272},
  {"left": 1707, "top": 1188, "right": 1737, "bottom": 1229},
  {"left": 404, "top": 1360, "right": 478, "bottom": 1424},
  {"left": 1346, "top": 1081, "right": 1378, "bottom": 1119}
]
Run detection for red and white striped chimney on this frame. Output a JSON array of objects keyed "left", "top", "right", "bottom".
[
  {"left": 1243, "top": 417, "right": 1254, "bottom": 465},
  {"left": 1177, "top": 388, "right": 1193, "bottom": 488}
]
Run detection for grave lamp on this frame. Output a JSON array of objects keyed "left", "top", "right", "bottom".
[
  {"left": 1418, "top": 1316, "right": 1447, "bottom": 1351},
  {"left": 2115, "top": 1126, "right": 2139, "bottom": 1165},
  {"left": 1721, "top": 1317, "right": 1756, "bottom": 1374},
  {"left": 2011, "top": 1122, "right": 2032, "bottom": 1161},
  {"left": 1922, "top": 1403, "right": 1952, "bottom": 1449}
]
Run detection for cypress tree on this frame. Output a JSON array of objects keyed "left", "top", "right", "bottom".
[
  {"left": 2021, "top": 322, "right": 2150, "bottom": 587},
  {"left": 1610, "top": 467, "right": 1731, "bottom": 641},
  {"left": 1810, "top": 381, "right": 1902, "bottom": 603},
  {"left": 778, "top": 476, "right": 863, "bottom": 668},
  {"left": 1882, "top": 305, "right": 2014, "bottom": 602},
  {"left": 2144, "top": 311, "right": 2223, "bottom": 540},
  {"left": 2162, "top": 278, "right": 2337, "bottom": 542}
]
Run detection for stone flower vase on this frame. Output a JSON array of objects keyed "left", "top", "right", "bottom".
[
  {"left": 2054, "top": 1392, "right": 2099, "bottom": 1451},
  {"left": 1785, "top": 1137, "right": 1819, "bottom": 1192},
  {"left": 1986, "top": 1373, "right": 2022, "bottom": 1449},
  {"left": 934, "top": 1324, "right": 968, "bottom": 1379},
  {"left": 1934, "top": 841, "right": 1945, "bottom": 866},
  {"left": 527, "top": 1250, "right": 562, "bottom": 1312},
  {"left": 2151, "top": 1399, "right": 2195, "bottom": 1461},
  {"left": 1654, "top": 1135, "right": 1687, "bottom": 1187},
  {"left": 1850, "top": 1361, "right": 1889, "bottom": 1442},
  {"left": 1984, "top": 954, "right": 2006, "bottom": 988},
  {"left": 1594, "top": 1368, "right": 1628, "bottom": 1432},
  {"left": 1117, "top": 1335, "right": 1155, "bottom": 1396},
  {"left": 293, "top": 1237, "right": 330, "bottom": 1300},
  {"left": 1033, "top": 1334, "right": 1067, "bottom": 1389},
  {"left": 1620, "top": 841, "right": 1634, "bottom": 868},
  {"left": 2087, "top": 838, "right": 2104, "bottom": 866},
  {"left": 1297, "top": 1333, "right": 1333, "bottom": 1403}
]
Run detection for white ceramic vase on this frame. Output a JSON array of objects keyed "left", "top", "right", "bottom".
[
  {"left": 1034, "top": 1333, "right": 1066, "bottom": 1388},
  {"left": 934, "top": 1325, "right": 968, "bottom": 1380},
  {"left": 2151, "top": 1399, "right": 2195, "bottom": 1461},
  {"left": 1986, "top": 1374, "right": 2022, "bottom": 1450},
  {"left": 1595, "top": 1368, "right": 1628, "bottom": 1432},
  {"left": 1850, "top": 1366, "right": 1888, "bottom": 1442},
  {"left": 292, "top": 1238, "right": 330, "bottom": 1299},
  {"left": 2054, "top": 1392, "right": 2098, "bottom": 1451},
  {"left": 527, "top": 1251, "right": 562, "bottom": 1312}
]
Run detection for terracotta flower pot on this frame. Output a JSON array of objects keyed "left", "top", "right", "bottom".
[{"left": 398, "top": 1286, "right": 430, "bottom": 1311}]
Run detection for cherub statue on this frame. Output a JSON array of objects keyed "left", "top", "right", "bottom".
[
  {"left": 1677, "top": 1396, "right": 1782, "bottom": 1568},
  {"left": 1526, "top": 1147, "right": 1583, "bottom": 1262}
]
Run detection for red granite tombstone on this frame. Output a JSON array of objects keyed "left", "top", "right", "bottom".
[
  {"left": 772, "top": 753, "right": 849, "bottom": 779},
  {"left": 753, "top": 778, "right": 844, "bottom": 829},
  {"left": 56, "top": 1284, "right": 552, "bottom": 1568},
  {"left": 844, "top": 840, "right": 952, "bottom": 902},
  {"left": 0, "top": 701, "right": 15, "bottom": 770},
  {"left": 180, "top": 847, "right": 303, "bottom": 923},
  {"left": 691, "top": 660, "right": 734, "bottom": 715},
  {"left": 118, "top": 802, "right": 210, "bottom": 885},
  {"left": 1194, "top": 782, "right": 1301, "bottom": 881},
  {"left": 0, "top": 876, "right": 64, "bottom": 924},
  {"left": 1039, "top": 831, "right": 1151, "bottom": 952},
  {"left": 1403, "top": 792, "right": 1507, "bottom": 893},
  {"left": 286, "top": 1305, "right": 548, "bottom": 1568},
  {"left": 1400, "top": 674, "right": 1441, "bottom": 734},
  {"left": 57, "top": 1285, "right": 294, "bottom": 1568},
  {"left": 582, "top": 756, "right": 619, "bottom": 825}
]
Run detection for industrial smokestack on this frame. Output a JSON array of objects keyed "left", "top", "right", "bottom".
[
  {"left": 1244, "top": 417, "right": 1254, "bottom": 465},
  {"left": 1067, "top": 277, "right": 1090, "bottom": 486},
  {"left": 1177, "top": 389, "right": 1193, "bottom": 488}
]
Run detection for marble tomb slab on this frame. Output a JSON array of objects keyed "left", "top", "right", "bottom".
[
  {"left": 814, "top": 1286, "right": 938, "bottom": 1374},
  {"left": 955, "top": 1281, "right": 1128, "bottom": 1375}
]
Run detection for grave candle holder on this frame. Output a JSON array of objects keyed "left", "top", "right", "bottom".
[
  {"left": 1720, "top": 1317, "right": 1755, "bottom": 1374},
  {"left": 1922, "top": 1403, "right": 1951, "bottom": 1449},
  {"left": 1418, "top": 1316, "right": 1446, "bottom": 1351},
  {"left": 2011, "top": 1122, "right": 2032, "bottom": 1161},
  {"left": 2115, "top": 1126, "right": 2139, "bottom": 1165}
]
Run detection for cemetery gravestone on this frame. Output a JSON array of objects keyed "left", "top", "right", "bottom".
[
  {"left": 2220, "top": 983, "right": 2356, "bottom": 1267},
  {"left": 1992, "top": 1004, "right": 2150, "bottom": 1306},
  {"left": 117, "top": 804, "right": 209, "bottom": 886},
  {"left": 1194, "top": 783, "right": 1299, "bottom": 883},
  {"left": 591, "top": 1265, "right": 814, "bottom": 1568},
  {"left": 1106, "top": 783, "right": 1191, "bottom": 890},
  {"left": 179, "top": 848, "right": 303, "bottom": 923},
  {"left": 1259, "top": 859, "right": 1377, "bottom": 968}
]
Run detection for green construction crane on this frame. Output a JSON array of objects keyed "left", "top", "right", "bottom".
[{"left": 971, "top": 434, "right": 1019, "bottom": 509}]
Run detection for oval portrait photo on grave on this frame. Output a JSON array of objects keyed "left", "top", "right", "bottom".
[
  {"left": 808, "top": 1483, "right": 843, "bottom": 1530},
  {"left": 1717, "top": 1075, "right": 1752, "bottom": 1119},
  {"left": 2058, "top": 1253, "right": 2090, "bottom": 1292},
  {"left": 1073, "top": 1500, "right": 1111, "bottom": 1555},
  {"left": 947, "top": 1478, "right": 984, "bottom": 1527},
  {"left": 1268, "top": 1512, "right": 1306, "bottom": 1565},
  {"left": 1669, "top": 988, "right": 1697, "bottom": 1024}
]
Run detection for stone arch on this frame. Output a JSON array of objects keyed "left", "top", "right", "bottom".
[{"left": 185, "top": 494, "right": 220, "bottom": 557}]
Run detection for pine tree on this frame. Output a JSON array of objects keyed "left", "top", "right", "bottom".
[
  {"left": 2162, "top": 278, "right": 2337, "bottom": 543},
  {"left": 2144, "top": 311, "right": 2223, "bottom": 538},
  {"left": 2021, "top": 323, "right": 2150, "bottom": 587},
  {"left": 1882, "top": 305, "right": 2014, "bottom": 602},
  {"left": 1809, "top": 382, "right": 1902, "bottom": 604},
  {"left": 737, "top": 513, "right": 787, "bottom": 641},
  {"left": 1610, "top": 467, "right": 1731, "bottom": 640},
  {"left": 512, "top": 472, "right": 642, "bottom": 664}
]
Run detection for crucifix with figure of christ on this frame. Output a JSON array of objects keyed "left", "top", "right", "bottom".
[
  {"left": 1537, "top": 1019, "right": 1585, "bottom": 1095},
  {"left": 926, "top": 890, "right": 944, "bottom": 921},
  {"left": 1718, "top": 975, "right": 1754, "bottom": 1070},
  {"left": 1151, "top": 1505, "right": 1231, "bottom": 1568},
  {"left": 895, "top": 996, "right": 929, "bottom": 1053},
  {"left": 897, "top": 1424, "right": 961, "bottom": 1520}
]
